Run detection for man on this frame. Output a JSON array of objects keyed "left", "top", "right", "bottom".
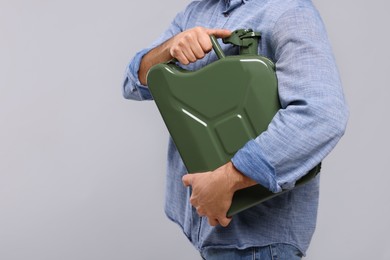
[{"left": 123, "top": 0, "right": 348, "bottom": 259}]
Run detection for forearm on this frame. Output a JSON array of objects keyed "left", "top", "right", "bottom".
[
  {"left": 138, "top": 39, "right": 173, "bottom": 85},
  {"left": 226, "top": 161, "right": 257, "bottom": 192}
]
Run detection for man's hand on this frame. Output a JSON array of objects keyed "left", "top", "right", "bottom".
[
  {"left": 182, "top": 161, "right": 256, "bottom": 227},
  {"left": 138, "top": 27, "right": 231, "bottom": 85},
  {"left": 168, "top": 27, "right": 231, "bottom": 65}
]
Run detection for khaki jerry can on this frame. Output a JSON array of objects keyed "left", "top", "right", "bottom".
[{"left": 146, "top": 29, "right": 321, "bottom": 217}]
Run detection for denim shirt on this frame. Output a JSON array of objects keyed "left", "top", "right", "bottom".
[{"left": 123, "top": 0, "right": 348, "bottom": 255}]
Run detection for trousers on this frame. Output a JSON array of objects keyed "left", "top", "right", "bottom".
[{"left": 201, "top": 244, "right": 303, "bottom": 260}]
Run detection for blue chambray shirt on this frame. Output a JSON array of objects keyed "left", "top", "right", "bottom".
[{"left": 123, "top": 0, "right": 348, "bottom": 255}]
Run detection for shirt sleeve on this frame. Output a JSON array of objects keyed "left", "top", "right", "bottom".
[
  {"left": 231, "top": 7, "right": 349, "bottom": 193},
  {"left": 122, "top": 8, "right": 188, "bottom": 101}
]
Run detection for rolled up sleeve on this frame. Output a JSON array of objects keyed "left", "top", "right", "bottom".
[
  {"left": 231, "top": 7, "right": 349, "bottom": 193},
  {"left": 122, "top": 7, "right": 189, "bottom": 101}
]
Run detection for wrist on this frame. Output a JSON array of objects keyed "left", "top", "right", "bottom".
[
  {"left": 138, "top": 40, "right": 174, "bottom": 85},
  {"left": 225, "top": 161, "right": 257, "bottom": 192},
  {"left": 160, "top": 38, "right": 174, "bottom": 60}
]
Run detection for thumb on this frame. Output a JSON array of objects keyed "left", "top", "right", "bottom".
[
  {"left": 207, "top": 28, "right": 232, "bottom": 39},
  {"left": 182, "top": 174, "right": 193, "bottom": 187},
  {"left": 219, "top": 217, "right": 232, "bottom": 228}
]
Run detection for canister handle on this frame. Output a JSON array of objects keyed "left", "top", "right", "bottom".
[{"left": 210, "top": 35, "right": 226, "bottom": 59}]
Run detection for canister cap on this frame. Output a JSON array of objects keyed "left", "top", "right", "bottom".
[{"left": 223, "top": 29, "right": 261, "bottom": 55}]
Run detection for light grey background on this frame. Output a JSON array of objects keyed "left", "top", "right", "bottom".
[{"left": 0, "top": 0, "right": 389, "bottom": 259}]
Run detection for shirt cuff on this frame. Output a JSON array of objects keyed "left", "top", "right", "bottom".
[
  {"left": 231, "top": 139, "right": 282, "bottom": 193},
  {"left": 122, "top": 48, "right": 154, "bottom": 101}
]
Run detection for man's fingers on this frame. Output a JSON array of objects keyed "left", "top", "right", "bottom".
[
  {"left": 206, "top": 28, "right": 232, "bottom": 39},
  {"left": 196, "top": 207, "right": 206, "bottom": 217},
  {"left": 199, "top": 28, "right": 232, "bottom": 54},
  {"left": 181, "top": 45, "right": 197, "bottom": 63},
  {"left": 176, "top": 53, "right": 190, "bottom": 65},
  {"left": 170, "top": 47, "right": 189, "bottom": 65},
  {"left": 190, "top": 40, "right": 206, "bottom": 59},
  {"left": 218, "top": 217, "right": 232, "bottom": 227},
  {"left": 208, "top": 218, "right": 219, "bottom": 226},
  {"left": 182, "top": 174, "right": 192, "bottom": 187},
  {"left": 198, "top": 33, "right": 213, "bottom": 53}
]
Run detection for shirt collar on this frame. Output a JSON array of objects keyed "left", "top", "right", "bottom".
[{"left": 223, "top": 0, "right": 246, "bottom": 14}]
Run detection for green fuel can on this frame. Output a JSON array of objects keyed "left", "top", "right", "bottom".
[{"left": 147, "top": 29, "right": 320, "bottom": 216}]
